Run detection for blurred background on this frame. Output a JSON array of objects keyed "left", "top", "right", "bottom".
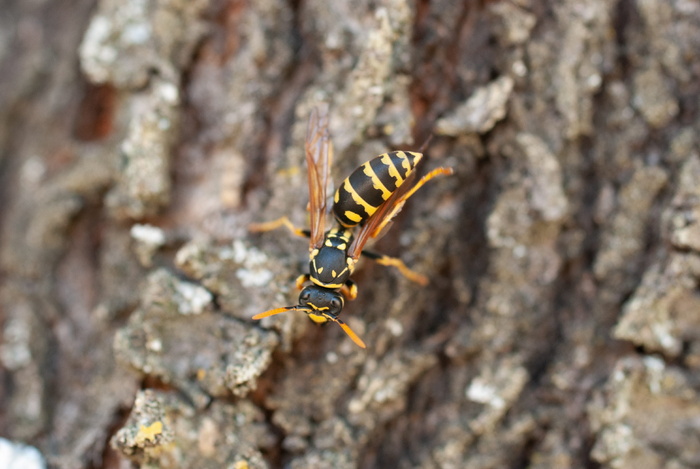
[{"left": 1, "top": 0, "right": 700, "bottom": 468}]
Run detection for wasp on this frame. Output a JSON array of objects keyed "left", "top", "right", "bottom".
[{"left": 251, "top": 106, "right": 452, "bottom": 348}]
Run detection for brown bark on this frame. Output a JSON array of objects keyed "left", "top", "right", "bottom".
[{"left": 1, "top": 0, "right": 700, "bottom": 468}]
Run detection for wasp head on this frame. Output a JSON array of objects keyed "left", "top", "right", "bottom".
[
  {"left": 252, "top": 285, "right": 365, "bottom": 348},
  {"left": 298, "top": 284, "right": 344, "bottom": 323}
]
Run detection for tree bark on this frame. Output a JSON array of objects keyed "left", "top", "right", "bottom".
[{"left": 1, "top": 0, "right": 700, "bottom": 468}]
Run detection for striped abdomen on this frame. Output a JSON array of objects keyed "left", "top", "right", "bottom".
[{"left": 333, "top": 151, "right": 423, "bottom": 228}]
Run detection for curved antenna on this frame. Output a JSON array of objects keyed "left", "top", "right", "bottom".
[
  {"left": 252, "top": 305, "right": 310, "bottom": 320},
  {"left": 331, "top": 317, "right": 367, "bottom": 349},
  {"left": 252, "top": 305, "right": 367, "bottom": 349}
]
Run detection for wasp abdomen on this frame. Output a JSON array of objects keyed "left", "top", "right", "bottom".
[{"left": 333, "top": 151, "right": 423, "bottom": 227}]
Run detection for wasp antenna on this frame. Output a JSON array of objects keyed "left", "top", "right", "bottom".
[
  {"left": 334, "top": 318, "right": 367, "bottom": 349},
  {"left": 252, "top": 306, "right": 308, "bottom": 320}
]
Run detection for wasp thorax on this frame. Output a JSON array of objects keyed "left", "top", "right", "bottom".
[
  {"left": 309, "top": 226, "right": 353, "bottom": 287},
  {"left": 310, "top": 245, "right": 351, "bottom": 286}
]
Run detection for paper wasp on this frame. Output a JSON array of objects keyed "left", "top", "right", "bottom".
[{"left": 251, "top": 106, "right": 452, "bottom": 348}]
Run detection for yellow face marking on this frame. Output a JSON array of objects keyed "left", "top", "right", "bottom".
[
  {"left": 317, "top": 267, "right": 324, "bottom": 273},
  {"left": 380, "top": 152, "right": 403, "bottom": 186},
  {"left": 336, "top": 243, "right": 346, "bottom": 251},
  {"left": 307, "top": 302, "right": 329, "bottom": 311},
  {"left": 308, "top": 313, "right": 329, "bottom": 324},
  {"left": 310, "top": 248, "right": 319, "bottom": 259},
  {"left": 325, "top": 239, "right": 333, "bottom": 247},
  {"left": 362, "top": 162, "right": 392, "bottom": 200},
  {"left": 332, "top": 270, "right": 337, "bottom": 277},
  {"left": 344, "top": 179, "right": 377, "bottom": 216}
]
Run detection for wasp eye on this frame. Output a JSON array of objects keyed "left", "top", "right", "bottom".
[
  {"left": 330, "top": 297, "right": 342, "bottom": 311},
  {"left": 299, "top": 288, "right": 311, "bottom": 302}
]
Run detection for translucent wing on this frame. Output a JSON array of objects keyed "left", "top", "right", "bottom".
[
  {"left": 305, "top": 105, "right": 334, "bottom": 250},
  {"left": 347, "top": 171, "right": 416, "bottom": 261},
  {"left": 347, "top": 165, "right": 454, "bottom": 261}
]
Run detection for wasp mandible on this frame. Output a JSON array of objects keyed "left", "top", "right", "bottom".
[{"left": 251, "top": 106, "right": 452, "bottom": 348}]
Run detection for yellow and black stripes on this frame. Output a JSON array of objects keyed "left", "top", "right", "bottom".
[
  {"left": 333, "top": 151, "right": 423, "bottom": 228},
  {"left": 252, "top": 107, "right": 452, "bottom": 350}
]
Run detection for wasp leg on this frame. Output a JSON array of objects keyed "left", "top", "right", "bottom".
[
  {"left": 341, "top": 279, "right": 358, "bottom": 300},
  {"left": 296, "top": 274, "right": 310, "bottom": 290},
  {"left": 360, "top": 250, "right": 428, "bottom": 286},
  {"left": 371, "top": 167, "right": 453, "bottom": 238},
  {"left": 249, "top": 216, "right": 310, "bottom": 239}
]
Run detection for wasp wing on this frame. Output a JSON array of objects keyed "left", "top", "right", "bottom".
[
  {"left": 347, "top": 170, "right": 417, "bottom": 261},
  {"left": 305, "top": 105, "right": 334, "bottom": 250}
]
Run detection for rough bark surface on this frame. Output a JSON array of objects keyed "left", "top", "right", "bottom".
[{"left": 1, "top": 0, "right": 699, "bottom": 468}]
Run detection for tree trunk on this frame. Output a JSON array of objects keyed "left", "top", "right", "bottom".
[{"left": 2, "top": 0, "right": 699, "bottom": 468}]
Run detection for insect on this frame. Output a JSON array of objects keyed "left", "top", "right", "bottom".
[{"left": 251, "top": 106, "right": 452, "bottom": 348}]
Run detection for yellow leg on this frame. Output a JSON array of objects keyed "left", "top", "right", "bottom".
[
  {"left": 361, "top": 250, "right": 428, "bottom": 285},
  {"left": 296, "top": 274, "right": 310, "bottom": 290},
  {"left": 371, "top": 167, "right": 453, "bottom": 238},
  {"left": 341, "top": 280, "right": 358, "bottom": 300},
  {"left": 249, "top": 216, "right": 308, "bottom": 238},
  {"left": 374, "top": 256, "right": 428, "bottom": 286}
]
